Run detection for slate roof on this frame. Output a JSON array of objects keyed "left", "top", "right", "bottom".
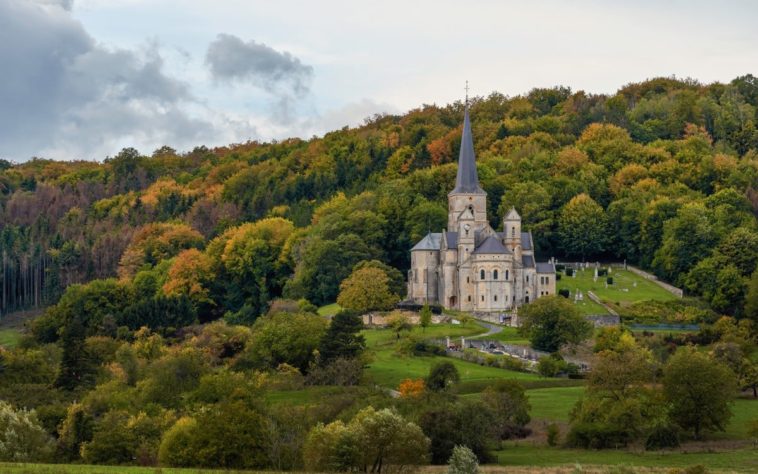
[
  {"left": 472, "top": 235, "right": 510, "bottom": 255},
  {"left": 450, "top": 106, "right": 485, "bottom": 195},
  {"left": 536, "top": 262, "right": 555, "bottom": 273},
  {"left": 445, "top": 231, "right": 458, "bottom": 248},
  {"left": 505, "top": 207, "right": 521, "bottom": 220},
  {"left": 411, "top": 233, "right": 441, "bottom": 251},
  {"left": 520, "top": 232, "right": 532, "bottom": 250},
  {"left": 522, "top": 255, "right": 535, "bottom": 268}
]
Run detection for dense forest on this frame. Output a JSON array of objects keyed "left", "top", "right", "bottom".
[
  {"left": 1, "top": 75, "right": 758, "bottom": 321},
  {"left": 2, "top": 75, "right": 758, "bottom": 471}
]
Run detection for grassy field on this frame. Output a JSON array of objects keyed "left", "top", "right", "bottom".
[
  {"left": 496, "top": 444, "right": 758, "bottom": 472},
  {"left": 558, "top": 269, "right": 677, "bottom": 314},
  {"left": 317, "top": 302, "right": 342, "bottom": 316},
  {"left": 0, "top": 328, "right": 21, "bottom": 348},
  {"left": 363, "top": 322, "right": 542, "bottom": 388},
  {"left": 485, "top": 325, "right": 531, "bottom": 345}
]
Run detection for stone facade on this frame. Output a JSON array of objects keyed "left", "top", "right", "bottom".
[{"left": 407, "top": 106, "right": 556, "bottom": 312}]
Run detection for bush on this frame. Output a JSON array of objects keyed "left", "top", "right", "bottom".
[
  {"left": 598, "top": 268, "right": 608, "bottom": 277},
  {"left": 426, "top": 361, "right": 460, "bottom": 391},
  {"left": 305, "top": 357, "right": 364, "bottom": 386},
  {"left": 447, "top": 445, "right": 479, "bottom": 474},
  {"left": 645, "top": 423, "right": 680, "bottom": 450},
  {"left": 558, "top": 288, "right": 570, "bottom": 298},
  {"left": 566, "top": 421, "right": 632, "bottom": 449},
  {"left": 556, "top": 264, "right": 566, "bottom": 272},
  {"left": 565, "top": 268, "right": 574, "bottom": 277},
  {"left": 607, "top": 277, "right": 614, "bottom": 285},
  {"left": 537, "top": 355, "right": 563, "bottom": 378},
  {"left": 0, "top": 401, "right": 53, "bottom": 462},
  {"left": 556, "top": 273, "right": 562, "bottom": 281},
  {"left": 546, "top": 423, "right": 560, "bottom": 447}
]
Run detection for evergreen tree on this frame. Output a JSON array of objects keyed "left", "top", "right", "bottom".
[{"left": 317, "top": 310, "right": 366, "bottom": 365}]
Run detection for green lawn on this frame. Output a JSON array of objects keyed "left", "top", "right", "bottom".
[
  {"left": 0, "top": 328, "right": 21, "bottom": 348},
  {"left": 496, "top": 444, "right": 758, "bottom": 472},
  {"left": 363, "top": 323, "right": 541, "bottom": 388},
  {"left": 558, "top": 268, "right": 677, "bottom": 315},
  {"left": 317, "top": 302, "right": 342, "bottom": 316},
  {"left": 486, "top": 325, "right": 531, "bottom": 345},
  {"left": 527, "top": 385, "right": 585, "bottom": 422}
]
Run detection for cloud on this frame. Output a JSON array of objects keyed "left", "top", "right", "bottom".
[
  {"left": 30, "top": 0, "right": 73, "bottom": 10},
  {"left": 0, "top": 0, "right": 218, "bottom": 160},
  {"left": 205, "top": 33, "right": 313, "bottom": 96}
]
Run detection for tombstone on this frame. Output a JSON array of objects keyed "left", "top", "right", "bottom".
[
  {"left": 461, "top": 336, "right": 465, "bottom": 348},
  {"left": 624, "top": 259, "right": 627, "bottom": 270},
  {"left": 633, "top": 281, "right": 637, "bottom": 288},
  {"left": 604, "top": 281, "right": 608, "bottom": 289},
  {"left": 446, "top": 336, "right": 450, "bottom": 348},
  {"left": 608, "top": 267, "right": 612, "bottom": 274}
]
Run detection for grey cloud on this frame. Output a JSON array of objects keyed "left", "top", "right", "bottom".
[
  {"left": 205, "top": 33, "right": 313, "bottom": 98},
  {"left": 30, "top": 0, "right": 73, "bottom": 11},
  {"left": 0, "top": 0, "right": 215, "bottom": 160}
]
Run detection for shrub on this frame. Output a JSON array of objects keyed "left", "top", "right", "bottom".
[
  {"left": 447, "top": 445, "right": 479, "bottom": 474},
  {"left": 566, "top": 421, "right": 632, "bottom": 449},
  {"left": 565, "top": 268, "right": 574, "bottom": 277},
  {"left": 556, "top": 273, "right": 562, "bottom": 281},
  {"left": 607, "top": 277, "right": 614, "bottom": 285},
  {"left": 556, "top": 264, "right": 566, "bottom": 272},
  {"left": 426, "top": 361, "right": 460, "bottom": 391},
  {"left": 546, "top": 423, "right": 560, "bottom": 447},
  {"left": 598, "top": 268, "right": 608, "bottom": 277},
  {"left": 645, "top": 423, "right": 680, "bottom": 450},
  {"left": 0, "top": 401, "right": 53, "bottom": 462},
  {"left": 558, "top": 288, "right": 570, "bottom": 298}
]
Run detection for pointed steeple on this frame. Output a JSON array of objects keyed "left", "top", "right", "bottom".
[{"left": 450, "top": 105, "right": 485, "bottom": 195}]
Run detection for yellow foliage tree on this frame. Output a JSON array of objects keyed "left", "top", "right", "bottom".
[
  {"left": 336, "top": 267, "right": 399, "bottom": 314},
  {"left": 162, "top": 249, "right": 214, "bottom": 304}
]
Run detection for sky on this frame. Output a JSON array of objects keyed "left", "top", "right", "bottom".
[{"left": 1, "top": 0, "right": 757, "bottom": 161}]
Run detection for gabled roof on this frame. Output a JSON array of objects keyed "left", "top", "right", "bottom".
[
  {"left": 472, "top": 235, "right": 510, "bottom": 255},
  {"left": 445, "top": 231, "right": 458, "bottom": 248},
  {"left": 411, "top": 233, "right": 441, "bottom": 251},
  {"left": 520, "top": 232, "right": 532, "bottom": 251},
  {"left": 504, "top": 207, "right": 521, "bottom": 221},
  {"left": 536, "top": 262, "right": 555, "bottom": 273},
  {"left": 522, "top": 255, "right": 535, "bottom": 268},
  {"left": 450, "top": 106, "right": 485, "bottom": 195}
]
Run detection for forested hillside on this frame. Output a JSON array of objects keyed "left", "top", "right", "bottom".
[{"left": 1, "top": 75, "right": 758, "bottom": 322}]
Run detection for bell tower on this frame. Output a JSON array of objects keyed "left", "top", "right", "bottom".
[{"left": 447, "top": 104, "right": 487, "bottom": 232}]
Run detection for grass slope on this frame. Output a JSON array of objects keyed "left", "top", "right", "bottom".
[
  {"left": 558, "top": 268, "right": 676, "bottom": 310},
  {"left": 0, "top": 328, "right": 21, "bottom": 348}
]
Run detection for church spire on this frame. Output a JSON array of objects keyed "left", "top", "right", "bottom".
[{"left": 450, "top": 102, "right": 485, "bottom": 195}]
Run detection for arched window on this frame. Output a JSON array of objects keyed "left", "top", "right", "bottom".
[
  {"left": 481, "top": 295, "right": 484, "bottom": 302},
  {"left": 480, "top": 269, "right": 485, "bottom": 280},
  {"left": 468, "top": 295, "right": 471, "bottom": 302},
  {"left": 505, "top": 269, "right": 509, "bottom": 280},
  {"left": 494, "top": 295, "right": 498, "bottom": 302},
  {"left": 493, "top": 269, "right": 499, "bottom": 280},
  {"left": 466, "top": 277, "right": 470, "bottom": 283}
]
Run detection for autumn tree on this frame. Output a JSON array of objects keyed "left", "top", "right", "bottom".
[{"left": 337, "top": 266, "right": 399, "bottom": 314}]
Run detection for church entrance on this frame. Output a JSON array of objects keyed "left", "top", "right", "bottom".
[{"left": 449, "top": 296, "right": 457, "bottom": 308}]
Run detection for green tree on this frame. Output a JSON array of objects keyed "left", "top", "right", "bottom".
[
  {"left": 557, "top": 193, "right": 607, "bottom": 260},
  {"left": 337, "top": 266, "right": 399, "bottom": 314},
  {"left": 418, "top": 400, "right": 496, "bottom": 464},
  {"left": 0, "top": 401, "right": 53, "bottom": 462},
  {"left": 419, "top": 304, "right": 432, "bottom": 332},
  {"left": 447, "top": 445, "right": 479, "bottom": 474},
  {"left": 663, "top": 347, "right": 737, "bottom": 439},
  {"left": 480, "top": 380, "right": 531, "bottom": 439},
  {"left": 518, "top": 296, "right": 592, "bottom": 352},
  {"left": 241, "top": 312, "right": 328, "bottom": 373},
  {"left": 426, "top": 360, "right": 460, "bottom": 392},
  {"left": 744, "top": 269, "right": 758, "bottom": 324},
  {"left": 317, "top": 310, "right": 366, "bottom": 365}
]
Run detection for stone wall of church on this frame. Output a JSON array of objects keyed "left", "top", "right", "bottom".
[
  {"left": 409, "top": 250, "right": 440, "bottom": 303},
  {"left": 448, "top": 193, "right": 487, "bottom": 230},
  {"left": 472, "top": 254, "right": 514, "bottom": 311},
  {"left": 537, "top": 272, "right": 556, "bottom": 298}
]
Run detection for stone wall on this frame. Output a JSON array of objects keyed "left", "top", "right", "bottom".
[{"left": 625, "top": 265, "right": 684, "bottom": 298}]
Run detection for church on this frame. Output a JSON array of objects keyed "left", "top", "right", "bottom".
[{"left": 408, "top": 105, "right": 556, "bottom": 313}]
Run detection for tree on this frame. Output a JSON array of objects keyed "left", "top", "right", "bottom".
[
  {"left": 352, "top": 260, "right": 406, "bottom": 298},
  {"left": 481, "top": 380, "right": 531, "bottom": 439},
  {"left": 241, "top": 312, "right": 328, "bottom": 373},
  {"left": 663, "top": 347, "right": 737, "bottom": 439},
  {"left": 745, "top": 269, "right": 758, "bottom": 324},
  {"left": 419, "top": 304, "right": 432, "bottom": 332},
  {"left": 557, "top": 193, "right": 607, "bottom": 260},
  {"left": 426, "top": 360, "right": 460, "bottom": 392},
  {"left": 398, "top": 379, "right": 426, "bottom": 398},
  {"left": 447, "top": 445, "right": 479, "bottom": 474},
  {"left": 303, "top": 407, "right": 429, "bottom": 473},
  {"left": 337, "top": 267, "right": 399, "bottom": 314},
  {"left": 518, "top": 296, "right": 592, "bottom": 352},
  {"left": 0, "top": 401, "right": 53, "bottom": 462},
  {"left": 317, "top": 310, "right": 366, "bottom": 365},
  {"left": 418, "top": 400, "right": 496, "bottom": 464}
]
